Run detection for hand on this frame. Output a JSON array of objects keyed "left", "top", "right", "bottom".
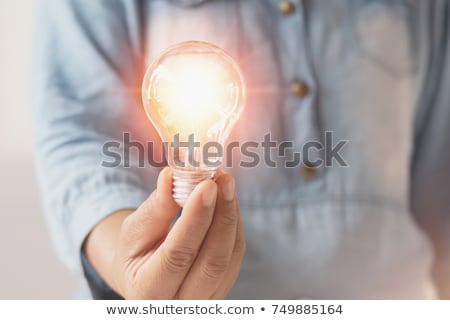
[{"left": 84, "top": 167, "right": 245, "bottom": 299}]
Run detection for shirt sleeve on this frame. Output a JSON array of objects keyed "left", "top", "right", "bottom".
[
  {"left": 411, "top": 0, "right": 450, "bottom": 299},
  {"left": 32, "top": 0, "right": 157, "bottom": 275}
]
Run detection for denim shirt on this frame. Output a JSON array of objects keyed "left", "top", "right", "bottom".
[{"left": 32, "top": 0, "right": 450, "bottom": 299}]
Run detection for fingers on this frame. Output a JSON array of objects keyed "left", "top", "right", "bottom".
[
  {"left": 212, "top": 196, "right": 246, "bottom": 299},
  {"left": 119, "top": 167, "right": 180, "bottom": 258},
  {"left": 141, "top": 179, "right": 218, "bottom": 298},
  {"left": 214, "top": 168, "right": 226, "bottom": 180},
  {"left": 116, "top": 168, "right": 245, "bottom": 300},
  {"left": 177, "top": 174, "right": 240, "bottom": 299}
]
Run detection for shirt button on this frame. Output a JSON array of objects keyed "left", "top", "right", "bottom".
[
  {"left": 291, "top": 80, "right": 309, "bottom": 98},
  {"left": 301, "top": 163, "right": 319, "bottom": 181},
  {"left": 279, "top": 0, "right": 296, "bottom": 16}
]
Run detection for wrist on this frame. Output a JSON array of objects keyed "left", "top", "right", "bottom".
[{"left": 83, "top": 209, "right": 134, "bottom": 297}]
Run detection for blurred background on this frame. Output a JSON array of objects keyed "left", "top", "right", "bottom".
[{"left": 0, "top": 2, "right": 76, "bottom": 298}]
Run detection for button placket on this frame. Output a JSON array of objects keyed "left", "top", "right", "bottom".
[{"left": 276, "top": 0, "right": 323, "bottom": 185}]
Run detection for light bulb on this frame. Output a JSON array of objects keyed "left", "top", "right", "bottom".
[{"left": 142, "top": 41, "right": 246, "bottom": 206}]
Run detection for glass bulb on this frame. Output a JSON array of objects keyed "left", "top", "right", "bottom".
[{"left": 142, "top": 41, "right": 246, "bottom": 206}]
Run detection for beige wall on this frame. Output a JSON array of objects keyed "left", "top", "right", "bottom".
[{"left": 0, "top": 2, "right": 76, "bottom": 299}]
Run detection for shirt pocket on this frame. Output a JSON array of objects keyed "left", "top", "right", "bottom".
[{"left": 352, "top": 0, "right": 417, "bottom": 77}]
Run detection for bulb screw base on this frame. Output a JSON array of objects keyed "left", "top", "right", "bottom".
[{"left": 172, "top": 168, "right": 216, "bottom": 207}]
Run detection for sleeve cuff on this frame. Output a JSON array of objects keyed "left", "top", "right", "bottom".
[{"left": 80, "top": 249, "right": 124, "bottom": 299}]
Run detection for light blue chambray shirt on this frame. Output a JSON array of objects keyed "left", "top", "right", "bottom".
[{"left": 32, "top": 0, "right": 450, "bottom": 299}]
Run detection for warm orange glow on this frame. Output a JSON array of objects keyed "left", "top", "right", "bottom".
[{"left": 150, "top": 55, "right": 235, "bottom": 135}]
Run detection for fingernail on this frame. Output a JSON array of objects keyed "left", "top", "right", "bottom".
[
  {"left": 202, "top": 182, "right": 217, "bottom": 207},
  {"left": 221, "top": 177, "right": 235, "bottom": 202}
]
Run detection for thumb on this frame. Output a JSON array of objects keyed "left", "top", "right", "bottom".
[{"left": 119, "top": 167, "right": 180, "bottom": 258}]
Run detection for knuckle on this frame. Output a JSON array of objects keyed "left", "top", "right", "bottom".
[
  {"left": 162, "top": 245, "right": 197, "bottom": 273},
  {"left": 202, "top": 255, "right": 229, "bottom": 280},
  {"left": 218, "top": 209, "right": 238, "bottom": 227}
]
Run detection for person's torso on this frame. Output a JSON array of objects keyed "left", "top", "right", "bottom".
[{"left": 142, "top": 0, "right": 433, "bottom": 298}]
